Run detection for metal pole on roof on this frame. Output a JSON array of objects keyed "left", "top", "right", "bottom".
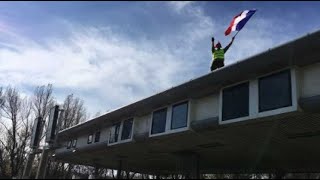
[
  {"left": 22, "top": 117, "right": 45, "bottom": 179},
  {"left": 35, "top": 105, "right": 64, "bottom": 179}
]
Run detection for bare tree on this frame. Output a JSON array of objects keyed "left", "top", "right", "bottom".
[
  {"left": 0, "top": 87, "right": 5, "bottom": 177},
  {"left": 32, "top": 84, "right": 54, "bottom": 121},
  {"left": 0, "top": 87, "right": 33, "bottom": 178},
  {"left": 60, "top": 94, "right": 87, "bottom": 130},
  {"left": 0, "top": 141, "right": 8, "bottom": 177},
  {"left": 16, "top": 97, "right": 33, "bottom": 178}
]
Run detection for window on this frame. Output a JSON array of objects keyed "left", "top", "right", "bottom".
[
  {"left": 109, "top": 122, "right": 121, "bottom": 143},
  {"left": 121, "top": 119, "right": 133, "bottom": 140},
  {"left": 94, "top": 131, "right": 101, "bottom": 143},
  {"left": 171, "top": 101, "right": 188, "bottom": 129},
  {"left": 222, "top": 82, "right": 249, "bottom": 121},
  {"left": 67, "top": 140, "right": 72, "bottom": 149},
  {"left": 87, "top": 134, "right": 93, "bottom": 144},
  {"left": 259, "top": 70, "right": 292, "bottom": 112},
  {"left": 72, "top": 139, "right": 77, "bottom": 148},
  {"left": 151, "top": 108, "right": 167, "bottom": 135}
]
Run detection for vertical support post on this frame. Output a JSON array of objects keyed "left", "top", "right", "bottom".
[
  {"left": 34, "top": 105, "right": 63, "bottom": 179},
  {"left": 275, "top": 170, "right": 286, "bottom": 179},
  {"left": 117, "top": 159, "right": 122, "bottom": 179},
  {"left": 22, "top": 152, "right": 36, "bottom": 179},
  {"left": 22, "top": 117, "right": 44, "bottom": 179},
  {"left": 94, "top": 165, "right": 99, "bottom": 179},
  {"left": 35, "top": 148, "right": 50, "bottom": 179},
  {"left": 195, "top": 154, "right": 200, "bottom": 179},
  {"left": 189, "top": 153, "right": 200, "bottom": 179},
  {"left": 174, "top": 151, "right": 200, "bottom": 179}
]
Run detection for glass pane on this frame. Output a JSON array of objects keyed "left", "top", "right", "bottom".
[
  {"left": 94, "top": 131, "right": 100, "bottom": 143},
  {"left": 87, "top": 134, "right": 93, "bottom": 144},
  {"left": 171, "top": 102, "right": 188, "bottom": 129},
  {"left": 109, "top": 122, "right": 121, "bottom": 143},
  {"left": 151, "top": 108, "right": 167, "bottom": 134},
  {"left": 72, "top": 139, "right": 77, "bottom": 147},
  {"left": 222, "top": 82, "right": 249, "bottom": 121},
  {"left": 67, "top": 141, "right": 72, "bottom": 149},
  {"left": 259, "top": 70, "right": 292, "bottom": 112},
  {"left": 121, "top": 119, "right": 133, "bottom": 140}
]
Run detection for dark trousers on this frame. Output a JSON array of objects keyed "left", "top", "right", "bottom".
[{"left": 211, "top": 59, "right": 225, "bottom": 71}]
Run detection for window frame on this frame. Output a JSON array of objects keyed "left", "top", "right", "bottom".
[
  {"left": 219, "top": 68, "right": 298, "bottom": 125},
  {"left": 171, "top": 101, "right": 189, "bottom": 130},
  {"left": 121, "top": 118, "right": 134, "bottom": 141},
  {"left": 219, "top": 80, "right": 251, "bottom": 124},
  {"left": 108, "top": 122, "right": 121, "bottom": 144},
  {"left": 87, "top": 134, "right": 93, "bottom": 144},
  {"left": 149, "top": 100, "right": 191, "bottom": 138},
  {"left": 258, "top": 69, "right": 292, "bottom": 112},
  {"left": 150, "top": 107, "right": 168, "bottom": 136},
  {"left": 72, "top": 139, "right": 77, "bottom": 148},
  {"left": 94, "top": 131, "right": 101, "bottom": 143},
  {"left": 67, "top": 140, "right": 72, "bottom": 149},
  {"left": 255, "top": 68, "right": 298, "bottom": 118},
  {"left": 108, "top": 118, "right": 134, "bottom": 146}
]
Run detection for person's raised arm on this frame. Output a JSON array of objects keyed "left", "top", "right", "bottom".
[
  {"left": 211, "top": 37, "right": 215, "bottom": 53},
  {"left": 224, "top": 36, "right": 235, "bottom": 53}
]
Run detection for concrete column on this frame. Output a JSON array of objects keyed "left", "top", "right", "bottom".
[
  {"left": 190, "top": 153, "right": 200, "bottom": 179},
  {"left": 275, "top": 171, "right": 286, "bottom": 179},
  {"left": 117, "top": 160, "right": 122, "bottom": 179},
  {"left": 22, "top": 152, "right": 36, "bottom": 179},
  {"left": 93, "top": 165, "right": 100, "bottom": 179},
  {"left": 35, "top": 148, "right": 50, "bottom": 179},
  {"left": 195, "top": 155, "right": 200, "bottom": 179},
  {"left": 174, "top": 152, "right": 200, "bottom": 179}
]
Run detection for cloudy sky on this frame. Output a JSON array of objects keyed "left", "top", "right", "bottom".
[{"left": 0, "top": 1, "right": 319, "bottom": 118}]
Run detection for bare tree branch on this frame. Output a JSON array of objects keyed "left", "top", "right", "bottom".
[{"left": 0, "top": 121, "right": 10, "bottom": 133}]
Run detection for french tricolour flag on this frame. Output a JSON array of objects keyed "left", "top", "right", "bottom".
[{"left": 225, "top": 9, "right": 257, "bottom": 36}]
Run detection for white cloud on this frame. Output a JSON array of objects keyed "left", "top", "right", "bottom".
[
  {"left": 168, "top": 1, "right": 194, "bottom": 13},
  {"left": 0, "top": 2, "right": 300, "bottom": 117},
  {"left": 0, "top": 3, "right": 216, "bottom": 116},
  {"left": 0, "top": 28, "right": 174, "bottom": 111}
]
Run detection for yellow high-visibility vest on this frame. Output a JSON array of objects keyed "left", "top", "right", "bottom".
[{"left": 213, "top": 49, "right": 225, "bottom": 61}]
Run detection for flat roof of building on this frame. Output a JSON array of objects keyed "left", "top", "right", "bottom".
[{"left": 58, "top": 30, "right": 320, "bottom": 137}]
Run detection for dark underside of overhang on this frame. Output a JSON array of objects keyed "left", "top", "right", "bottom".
[{"left": 55, "top": 110, "right": 320, "bottom": 174}]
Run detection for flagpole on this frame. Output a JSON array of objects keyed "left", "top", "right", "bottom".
[{"left": 233, "top": 31, "right": 240, "bottom": 39}]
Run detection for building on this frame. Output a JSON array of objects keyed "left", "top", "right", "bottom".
[{"left": 54, "top": 30, "right": 320, "bottom": 177}]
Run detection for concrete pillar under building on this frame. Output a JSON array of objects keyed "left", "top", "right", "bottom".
[
  {"left": 174, "top": 152, "right": 200, "bottom": 179},
  {"left": 117, "top": 159, "right": 123, "bottom": 179},
  {"left": 93, "top": 165, "right": 100, "bottom": 179},
  {"left": 22, "top": 152, "right": 36, "bottom": 179},
  {"left": 35, "top": 148, "right": 50, "bottom": 179}
]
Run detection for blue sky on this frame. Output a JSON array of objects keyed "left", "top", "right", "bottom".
[{"left": 0, "top": 1, "right": 319, "bottom": 118}]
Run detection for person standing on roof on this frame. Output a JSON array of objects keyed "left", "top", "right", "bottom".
[{"left": 210, "top": 36, "right": 235, "bottom": 71}]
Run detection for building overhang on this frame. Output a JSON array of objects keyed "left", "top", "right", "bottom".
[{"left": 55, "top": 110, "right": 320, "bottom": 174}]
